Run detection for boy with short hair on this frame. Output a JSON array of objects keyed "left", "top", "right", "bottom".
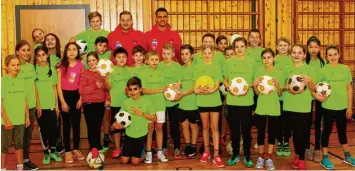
[
  {"left": 82, "top": 36, "right": 111, "bottom": 69},
  {"left": 129, "top": 45, "right": 147, "bottom": 78},
  {"left": 225, "top": 46, "right": 235, "bottom": 59}
]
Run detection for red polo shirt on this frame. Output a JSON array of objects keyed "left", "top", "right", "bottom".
[
  {"left": 107, "top": 25, "right": 146, "bottom": 66},
  {"left": 144, "top": 24, "right": 183, "bottom": 65}
]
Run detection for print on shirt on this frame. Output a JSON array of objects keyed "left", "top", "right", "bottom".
[
  {"left": 152, "top": 39, "right": 158, "bottom": 50},
  {"left": 116, "top": 41, "right": 122, "bottom": 48},
  {"left": 69, "top": 72, "right": 76, "bottom": 84}
]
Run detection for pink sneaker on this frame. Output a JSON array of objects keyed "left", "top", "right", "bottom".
[
  {"left": 112, "top": 149, "right": 121, "bottom": 158},
  {"left": 213, "top": 155, "right": 225, "bottom": 167},
  {"left": 298, "top": 160, "right": 307, "bottom": 170},
  {"left": 200, "top": 151, "right": 211, "bottom": 163},
  {"left": 291, "top": 155, "right": 299, "bottom": 169}
]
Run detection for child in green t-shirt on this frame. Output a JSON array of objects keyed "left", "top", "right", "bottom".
[
  {"left": 275, "top": 37, "right": 293, "bottom": 157},
  {"left": 129, "top": 45, "right": 147, "bottom": 78},
  {"left": 82, "top": 36, "right": 111, "bottom": 69},
  {"left": 216, "top": 35, "right": 228, "bottom": 53},
  {"left": 225, "top": 46, "right": 235, "bottom": 59},
  {"left": 177, "top": 44, "right": 199, "bottom": 157},
  {"left": 33, "top": 46, "right": 63, "bottom": 164},
  {"left": 106, "top": 47, "right": 131, "bottom": 158},
  {"left": 32, "top": 28, "right": 45, "bottom": 48},
  {"left": 141, "top": 51, "right": 168, "bottom": 163},
  {"left": 314, "top": 46, "right": 355, "bottom": 170},
  {"left": 112, "top": 76, "right": 157, "bottom": 166},
  {"left": 252, "top": 48, "right": 283, "bottom": 170},
  {"left": 246, "top": 29, "right": 264, "bottom": 67},
  {"left": 194, "top": 44, "right": 224, "bottom": 167},
  {"left": 1, "top": 55, "right": 30, "bottom": 170},
  {"left": 43, "top": 33, "right": 62, "bottom": 68}
]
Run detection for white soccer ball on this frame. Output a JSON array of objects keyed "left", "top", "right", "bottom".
[
  {"left": 316, "top": 82, "right": 332, "bottom": 97},
  {"left": 230, "top": 34, "right": 242, "bottom": 45},
  {"left": 257, "top": 75, "right": 276, "bottom": 95},
  {"left": 164, "top": 84, "right": 182, "bottom": 101},
  {"left": 76, "top": 40, "right": 88, "bottom": 54},
  {"left": 86, "top": 150, "right": 105, "bottom": 169},
  {"left": 96, "top": 59, "right": 114, "bottom": 76},
  {"left": 219, "top": 83, "right": 227, "bottom": 96},
  {"left": 115, "top": 111, "right": 132, "bottom": 128},
  {"left": 288, "top": 75, "right": 307, "bottom": 94},
  {"left": 229, "top": 77, "right": 249, "bottom": 96}
]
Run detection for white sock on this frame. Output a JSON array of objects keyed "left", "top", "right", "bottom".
[
  {"left": 16, "top": 164, "right": 23, "bottom": 170},
  {"left": 23, "top": 159, "right": 29, "bottom": 163},
  {"left": 157, "top": 150, "right": 163, "bottom": 157}
]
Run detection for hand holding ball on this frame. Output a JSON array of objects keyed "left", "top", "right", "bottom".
[
  {"left": 229, "top": 77, "right": 249, "bottom": 96},
  {"left": 256, "top": 75, "right": 276, "bottom": 95}
]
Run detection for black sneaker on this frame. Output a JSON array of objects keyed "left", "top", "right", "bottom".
[
  {"left": 189, "top": 145, "right": 197, "bottom": 157},
  {"left": 24, "top": 160, "right": 38, "bottom": 170},
  {"left": 183, "top": 144, "right": 190, "bottom": 156}
]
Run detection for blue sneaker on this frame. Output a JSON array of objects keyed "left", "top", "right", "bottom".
[
  {"left": 321, "top": 157, "right": 335, "bottom": 170},
  {"left": 344, "top": 156, "right": 355, "bottom": 167},
  {"left": 227, "top": 155, "right": 240, "bottom": 166}
]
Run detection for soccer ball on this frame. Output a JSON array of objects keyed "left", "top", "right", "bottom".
[
  {"left": 164, "top": 84, "right": 182, "bottom": 101},
  {"left": 229, "top": 77, "right": 249, "bottom": 96},
  {"left": 257, "top": 75, "right": 276, "bottom": 95},
  {"left": 96, "top": 59, "right": 114, "bottom": 76},
  {"left": 86, "top": 149, "right": 105, "bottom": 169},
  {"left": 219, "top": 83, "right": 227, "bottom": 95},
  {"left": 76, "top": 40, "right": 88, "bottom": 54},
  {"left": 194, "top": 76, "right": 215, "bottom": 90},
  {"left": 288, "top": 75, "right": 307, "bottom": 94},
  {"left": 230, "top": 34, "right": 242, "bottom": 45},
  {"left": 316, "top": 82, "right": 332, "bottom": 97},
  {"left": 114, "top": 111, "right": 132, "bottom": 128}
]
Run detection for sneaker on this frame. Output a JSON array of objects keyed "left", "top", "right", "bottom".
[
  {"left": 227, "top": 155, "right": 240, "bottom": 166},
  {"left": 212, "top": 155, "right": 225, "bottom": 168},
  {"left": 344, "top": 156, "right": 355, "bottom": 167},
  {"left": 42, "top": 154, "right": 51, "bottom": 165},
  {"left": 145, "top": 152, "right": 152, "bottom": 164},
  {"left": 65, "top": 152, "right": 74, "bottom": 163},
  {"left": 254, "top": 143, "right": 258, "bottom": 149},
  {"left": 112, "top": 149, "right": 121, "bottom": 158},
  {"left": 265, "top": 158, "right": 276, "bottom": 170},
  {"left": 283, "top": 142, "right": 291, "bottom": 156},
  {"left": 158, "top": 153, "right": 168, "bottom": 162},
  {"left": 255, "top": 157, "right": 264, "bottom": 169},
  {"left": 320, "top": 157, "right": 334, "bottom": 170},
  {"left": 174, "top": 148, "right": 183, "bottom": 159},
  {"left": 291, "top": 155, "right": 299, "bottom": 169},
  {"left": 183, "top": 145, "right": 190, "bottom": 156},
  {"left": 50, "top": 152, "right": 63, "bottom": 162},
  {"left": 200, "top": 151, "right": 211, "bottom": 163},
  {"left": 313, "top": 150, "right": 321, "bottom": 163},
  {"left": 298, "top": 160, "right": 307, "bottom": 170},
  {"left": 101, "top": 146, "right": 109, "bottom": 153},
  {"left": 276, "top": 142, "right": 283, "bottom": 156},
  {"left": 23, "top": 160, "right": 38, "bottom": 170},
  {"left": 188, "top": 146, "right": 197, "bottom": 157},
  {"left": 72, "top": 150, "right": 85, "bottom": 160},
  {"left": 305, "top": 149, "right": 313, "bottom": 161},
  {"left": 244, "top": 157, "right": 253, "bottom": 168}
]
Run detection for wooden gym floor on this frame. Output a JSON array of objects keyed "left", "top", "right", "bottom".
[{"left": 3, "top": 120, "right": 355, "bottom": 170}]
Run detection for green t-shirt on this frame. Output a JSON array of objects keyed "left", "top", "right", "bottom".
[
  {"left": 275, "top": 54, "right": 292, "bottom": 101},
  {"left": 223, "top": 57, "right": 255, "bottom": 106},
  {"left": 158, "top": 61, "right": 183, "bottom": 107},
  {"left": 49, "top": 54, "right": 61, "bottom": 68},
  {"left": 129, "top": 65, "right": 148, "bottom": 80},
  {"left": 1, "top": 75, "right": 27, "bottom": 125},
  {"left": 254, "top": 67, "right": 284, "bottom": 116},
  {"left": 35, "top": 65, "right": 58, "bottom": 109},
  {"left": 192, "top": 51, "right": 225, "bottom": 73},
  {"left": 319, "top": 64, "right": 353, "bottom": 110},
  {"left": 75, "top": 28, "right": 110, "bottom": 53},
  {"left": 141, "top": 68, "right": 166, "bottom": 111},
  {"left": 193, "top": 62, "right": 222, "bottom": 107},
  {"left": 308, "top": 58, "right": 325, "bottom": 83},
  {"left": 179, "top": 65, "right": 198, "bottom": 110},
  {"left": 82, "top": 51, "right": 111, "bottom": 69},
  {"left": 18, "top": 63, "right": 36, "bottom": 109},
  {"left": 246, "top": 47, "right": 264, "bottom": 68},
  {"left": 120, "top": 96, "right": 155, "bottom": 138},
  {"left": 109, "top": 66, "right": 131, "bottom": 107},
  {"left": 283, "top": 63, "right": 316, "bottom": 113}
]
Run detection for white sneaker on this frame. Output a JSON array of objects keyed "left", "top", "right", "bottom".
[
  {"left": 145, "top": 152, "right": 152, "bottom": 164},
  {"left": 158, "top": 153, "right": 168, "bottom": 162}
]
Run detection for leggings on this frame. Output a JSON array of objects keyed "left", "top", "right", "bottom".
[
  {"left": 61, "top": 90, "right": 81, "bottom": 152},
  {"left": 167, "top": 105, "right": 180, "bottom": 149},
  {"left": 227, "top": 105, "right": 253, "bottom": 158},
  {"left": 37, "top": 109, "right": 58, "bottom": 151},
  {"left": 23, "top": 108, "right": 36, "bottom": 159},
  {"left": 321, "top": 109, "right": 347, "bottom": 147},
  {"left": 83, "top": 102, "right": 105, "bottom": 150},
  {"left": 285, "top": 111, "right": 309, "bottom": 160},
  {"left": 277, "top": 101, "right": 291, "bottom": 143},
  {"left": 254, "top": 114, "right": 278, "bottom": 146},
  {"left": 306, "top": 100, "right": 323, "bottom": 150}
]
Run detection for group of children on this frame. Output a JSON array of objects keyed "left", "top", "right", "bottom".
[{"left": 2, "top": 11, "right": 355, "bottom": 171}]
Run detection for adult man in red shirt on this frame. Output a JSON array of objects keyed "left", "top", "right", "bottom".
[
  {"left": 107, "top": 11, "right": 146, "bottom": 66},
  {"left": 145, "top": 8, "right": 183, "bottom": 65}
]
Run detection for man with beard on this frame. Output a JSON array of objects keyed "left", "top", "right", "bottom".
[
  {"left": 107, "top": 11, "right": 146, "bottom": 66},
  {"left": 145, "top": 8, "right": 183, "bottom": 65}
]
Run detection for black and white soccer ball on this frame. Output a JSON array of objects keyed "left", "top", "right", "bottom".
[
  {"left": 115, "top": 111, "right": 132, "bottom": 128},
  {"left": 76, "top": 40, "right": 88, "bottom": 54},
  {"left": 86, "top": 150, "right": 105, "bottom": 169},
  {"left": 316, "top": 82, "right": 332, "bottom": 97},
  {"left": 288, "top": 75, "right": 307, "bottom": 94}
]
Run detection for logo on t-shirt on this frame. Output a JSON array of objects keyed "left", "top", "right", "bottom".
[
  {"left": 169, "top": 39, "right": 174, "bottom": 44},
  {"left": 69, "top": 72, "right": 76, "bottom": 84},
  {"left": 152, "top": 39, "right": 158, "bottom": 50},
  {"left": 116, "top": 41, "right": 122, "bottom": 48},
  {"left": 133, "top": 40, "right": 138, "bottom": 45}
]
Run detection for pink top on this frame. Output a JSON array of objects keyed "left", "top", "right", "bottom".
[{"left": 60, "top": 61, "right": 84, "bottom": 90}]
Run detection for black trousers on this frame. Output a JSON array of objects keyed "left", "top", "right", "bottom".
[
  {"left": 306, "top": 100, "right": 323, "bottom": 150},
  {"left": 227, "top": 105, "right": 253, "bottom": 158},
  {"left": 37, "top": 109, "right": 58, "bottom": 150},
  {"left": 167, "top": 105, "right": 180, "bottom": 149},
  {"left": 277, "top": 101, "right": 291, "bottom": 143},
  {"left": 83, "top": 102, "right": 105, "bottom": 150},
  {"left": 60, "top": 90, "right": 81, "bottom": 152},
  {"left": 321, "top": 109, "right": 348, "bottom": 147},
  {"left": 254, "top": 114, "right": 278, "bottom": 146}
]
